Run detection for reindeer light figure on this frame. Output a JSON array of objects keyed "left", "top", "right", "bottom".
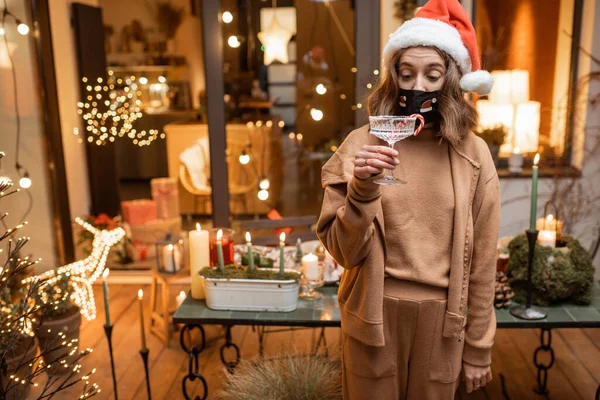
[{"left": 23, "top": 217, "right": 125, "bottom": 320}]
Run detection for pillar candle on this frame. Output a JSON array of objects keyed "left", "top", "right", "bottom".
[
  {"left": 529, "top": 154, "right": 540, "bottom": 231},
  {"left": 538, "top": 230, "right": 557, "bottom": 247},
  {"left": 245, "top": 232, "right": 254, "bottom": 272},
  {"left": 102, "top": 269, "right": 111, "bottom": 326},
  {"left": 302, "top": 253, "right": 319, "bottom": 280},
  {"left": 279, "top": 232, "right": 286, "bottom": 274},
  {"left": 216, "top": 229, "right": 225, "bottom": 273},
  {"left": 189, "top": 223, "right": 209, "bottom": 299},
  {"left": 138, "top": 289, "right": 147, "bottom": 351},
  {"left": 162, "top": 244, "right": 181, "bottom": 272}
]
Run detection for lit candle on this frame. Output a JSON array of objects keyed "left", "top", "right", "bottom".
[
  {"left": 216, "top": 229, "right": 224, "bottom": 273},
  {"left": 162, "top": 243, "right": 181, "bottom": 273},
  {"left": 538, "top": 214, "right": 557, "bottom": 247},
  {"left": 102, "top": 269, "right": 111, "bottom": 326},
  {"left": 189, "top": 223, "right": 209, "bottom": 299},
  {"left": 246, "top": 232, "right": 254, "bottom": 272},
  {"left": 138, "top": 289, "right": 147, "bottom": 351},
  {"left": 176, "top": 291, "right": 186, "bottom": 308},
  {"left": 302, "top": 253, "right": 319, "bottom": 280},
  {"left": 279, "top": 232, "right": 286, "bottom": 274},
  {"left": 529, "top": 153, "right": 540, "bottom": 231},
  {"left": 509, "top": 147, "right": 524, "bottom": 174}
]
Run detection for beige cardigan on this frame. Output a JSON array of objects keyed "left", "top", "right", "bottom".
[{"left": 317, "top": 125, "right": 500, "bottom": 366}]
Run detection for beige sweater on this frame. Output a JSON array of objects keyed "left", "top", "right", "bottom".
[
  {"left": 384, "top": 128, "right": 454, "bottom": 287},
  {"left": 317, "top": 125, "right": 500, "bottom": 367}
]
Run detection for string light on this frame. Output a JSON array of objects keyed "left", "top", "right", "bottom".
[
  {"left": 258, "top": 189, "right": 269, "bottom": 201},
  {"left": 18, "top": 173, "right": 31, "bottom": 189},
  {"left": 310, "top": 108, "right": 324, "bottom": 121},
  {"left": 228, "top": 36, "right": 241, "bottom": 48},
  {"left": 222, "top": 11, "right": 233, "bottom": 23},
  {"left": 76, "top": 76, "right": 162, "bottom": 147},
  {"left": 23, "top": 218, "right": 126, "bottom": 320},
  {"left": 239, "top": 150, "right": 250, "bottom": 165},
  {"left": 316, "top": 83, "right": 327, "bottom": 95},
  {"left": 373, "top": 69, "right": 379, "bottom": 75},
  {"left": 16, "top": 22, "right": 29, "bottom": 35},
  {"left": 259, "top": 178, "right": 270, "bottom": 190},
  {"left": 351, "top": 67, "right": 358, "bottom": 73},
  {"left": 158, "top": 76, "right": 167, "bottom": 83},
  {"left": 138, "top": 77, "right": 148, "bottom": 85}
]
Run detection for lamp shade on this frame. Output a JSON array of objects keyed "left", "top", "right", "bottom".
[
  {"left": 489, "top": 69, "right": 529, "bottom": 104},
  {"left": 510, "top": 70, "right": 529, "bottom": 104},
  {"left": 514, "top": 101, "right": 540, "bottom": 153},
  {"left": 476, "top": 100, "right": 515, "bottom": 154},
  {"left": 489, "top": 71, "right": 513, "bottom": 104}
]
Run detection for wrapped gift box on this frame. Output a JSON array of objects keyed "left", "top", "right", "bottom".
[
  {"left": 130, "top": 217, "right": 182, "bottom": 259},
  {"left": 121, "top": 200, "right": 157, "bottom": 225},
  {"left": 151, "top": 177, "right": 180, "bottom": 219}
]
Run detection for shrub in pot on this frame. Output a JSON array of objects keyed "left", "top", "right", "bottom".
[
  {"left": 33, "top": 272, "right": 81, "bottom": 375},
  {"left": 475, "top": 125, "right": 507, "bottom": 167}
]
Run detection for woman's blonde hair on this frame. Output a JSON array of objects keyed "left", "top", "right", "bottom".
[{"left": 367, "top": 47, "right": 478, "bottom": 146}]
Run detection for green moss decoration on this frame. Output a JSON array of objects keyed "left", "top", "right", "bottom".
[
  {"left": 241, "top": 252, "right": 275, "bottom": 268},
  {"left": 200, "top": 265, "right": 299, "bottom": 281},
  {"left": 506, "top": 234, "right": 594, "bottom": 306}
]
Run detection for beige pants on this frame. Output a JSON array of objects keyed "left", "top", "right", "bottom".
[{"left": 342, "top": 279, "right": 464, "bottom": 400}]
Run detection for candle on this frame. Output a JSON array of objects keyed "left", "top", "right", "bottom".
[
  {"left": 279, "top": 232, "right": 286, "bottom": 274},
  {"left": 302, "top": 253, "right": 320, "bottom": 280},
  {"left": 162, "top": 243, "right": 182, "bottom": 273},
  {"left": 138, "top": 289, "right": 147, "bottom": 351},
  {"left": 538, "top": 230, "right": 557, "bottom": 247},
  {"left": 102, "top": 269, "right": 111, "bottom": 326},
  {"left": 216, "top": 229, "right": 225, "bottom": 273},
  {"left": 245, "top": 232, "right": 254, "bottom": 272},
  {"left": 529, "top": 153, "right": 540, "bottom": 231},
  {"left": 176, "top": 291, "right": 186, "bottom": 308},
  {"left": 509, "top": 147, "right": 524, "bottom": 174},
  {"left": 189, "top": 223, "right": 209, "bottom": 299}
]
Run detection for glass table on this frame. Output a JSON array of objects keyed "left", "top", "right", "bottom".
[{"left": 173, "top": 282, "right": 600, "bottom": 400}]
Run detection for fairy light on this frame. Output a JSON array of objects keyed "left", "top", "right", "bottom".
[
  {"left": 23, "top": 218, "right": 125, "bottom": 320},
  {"left": 76, "top": 76, "right": 163, "bottom": 147}
]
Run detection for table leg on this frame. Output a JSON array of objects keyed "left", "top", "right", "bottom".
[
  {"left": 180, "top": 324, "right": 207, "bottom": 400},
  {"left": 313, "top": 328, "right": 328, "bottom": 357},
  {"left": 533, "top": 328, "right": 555, "bottom": 395},
  {"left": 220, "top": 325, "right": 240, "bottom": 373}
]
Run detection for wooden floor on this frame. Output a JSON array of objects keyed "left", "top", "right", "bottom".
[{"left": 32, "top": 284, "right": 600, "bottom": 400}]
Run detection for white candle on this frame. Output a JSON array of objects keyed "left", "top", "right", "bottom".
[
  {"left": 302, "top": 253, "right": 320, "bottom": 280},
  {"left": 508, "top": 147, "right": 524, "bottom": 174},
  {"left": 189, "top": 223, "right": 209, "bottom": 299},
  {"left": 176, "top": 291, "right": 186, "bottom": 308},
  {"left": 163, "top": 244, "right": 182, "bottom": 272},
  {"left": 538, "top": 230, "right": 557, "bottom": 247}
]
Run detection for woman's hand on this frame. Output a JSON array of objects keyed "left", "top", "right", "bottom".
[
  {"left": 353, "top": 145, "right": 399, "bottom": 180},
  {"left": 462, "top": 361, "right": 492, "bottom": 393}
]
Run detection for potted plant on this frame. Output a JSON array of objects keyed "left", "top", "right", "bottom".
[
  {"left": 33, "top": 272, "right": 81, "bottom": 375},
  {"left": 475, "top": 125, "right": 507, "bottom": 167},
  {"left": 200, "top": 265, "right": 301, "bottom": 312}
]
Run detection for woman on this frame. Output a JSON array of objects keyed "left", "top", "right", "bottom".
[{"left": 316, "top": 0, "right": 500, "bottom": 399}]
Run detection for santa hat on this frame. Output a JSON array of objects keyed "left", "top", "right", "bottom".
[{"left": 383, "top": 0, "right": 493, "bottom": 95}]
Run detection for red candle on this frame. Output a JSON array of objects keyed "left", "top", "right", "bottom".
[{"left": 209, "top": 235, "right": 234, "bottom": 266}]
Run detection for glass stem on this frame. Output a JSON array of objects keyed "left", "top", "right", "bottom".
[{"left": 387, "top": 142, "right": 396, "bottom": 180}]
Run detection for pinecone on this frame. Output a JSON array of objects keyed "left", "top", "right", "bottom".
[{"left": 494, "top": 271, "right": 515, "bottom": 309}]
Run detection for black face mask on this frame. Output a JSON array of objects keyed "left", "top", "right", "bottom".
[{"left": 398, "top": 89, "right": 441, "bottom": 125}]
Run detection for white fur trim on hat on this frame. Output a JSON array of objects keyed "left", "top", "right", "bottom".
[
  {"left": 383, "top": 18, "right": 472, "bottom": 75},
  {"left": 460, "top": 70, "right": 494, "bottom": 95}
]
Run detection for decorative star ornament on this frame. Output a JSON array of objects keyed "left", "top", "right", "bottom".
[{"left": 257, "top": 16, "right": 293, "bottom": 65}]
